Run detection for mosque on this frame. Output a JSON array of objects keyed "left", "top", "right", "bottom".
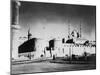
[{"left": 11, "top": 0, "right": 96, "bottom": 60}]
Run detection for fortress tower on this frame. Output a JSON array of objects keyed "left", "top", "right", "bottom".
[{"left": 11, "top": 0, "right": 21, "bottom": 60}]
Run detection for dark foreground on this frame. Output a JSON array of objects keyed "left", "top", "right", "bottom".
[{"left": 11, "top": 60, "right": 96, "bottom": 74}]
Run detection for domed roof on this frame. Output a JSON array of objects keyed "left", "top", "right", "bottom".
[{"left": 71, "top": 29, "right": 79, "bottom": 38}]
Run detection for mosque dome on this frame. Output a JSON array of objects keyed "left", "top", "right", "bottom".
[{"left": 71, "top": 29, "right": 79, "bottom": 38}]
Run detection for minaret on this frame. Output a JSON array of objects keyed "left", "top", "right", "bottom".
[
  {"left": 28, "top": 27, "right": 32, "bottom": 40},
  {"left": 68, "top": 20, "right": 70, "bottom": 39},
  {"left": 80, "top": 21, "right": 82, "bottom": 38},
  {"left": 11, "top": 0, "right": 21, "bottom": 59}
]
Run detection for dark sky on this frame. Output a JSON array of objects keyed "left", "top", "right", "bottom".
[{"left": 18, "top": 1, "right": 96, "bottom": 40}]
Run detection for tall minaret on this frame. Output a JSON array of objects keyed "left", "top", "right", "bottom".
[
  {"left": 68, "top": 20, "right": 70, "bottom": 39},
  {"left": 11, "top": 0, "right": 21, "bottom": 59},
  {"left": 80, "top": 21, "right": 82, "bottom": 38}
]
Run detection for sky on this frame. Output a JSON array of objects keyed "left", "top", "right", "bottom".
[{"left": 13, "top": 1, "right": 96, "bottom": 41}]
